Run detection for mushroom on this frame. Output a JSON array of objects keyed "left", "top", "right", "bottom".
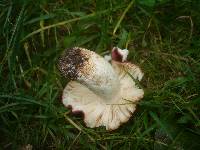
[{"left": 58, "top": 47, "right": 144, "bottom": 130}]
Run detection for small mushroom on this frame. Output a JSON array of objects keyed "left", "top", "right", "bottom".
[{"left": 58, "top": 47, "right": 144, "bottom": 130}]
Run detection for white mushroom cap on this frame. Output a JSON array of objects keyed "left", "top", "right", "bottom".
[{"left": 58, "top": 47, "right": 144, "bottom": 130}]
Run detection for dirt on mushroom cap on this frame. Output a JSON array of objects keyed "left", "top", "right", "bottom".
[{"left": 57, "top": 47, "right": 89, "bottom": 80}]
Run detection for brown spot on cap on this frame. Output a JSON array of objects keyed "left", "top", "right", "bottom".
[{"left": 57, "top": 47, "right": 89, "bottom": 80}]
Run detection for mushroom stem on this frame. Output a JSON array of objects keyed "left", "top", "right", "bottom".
[{"left": 58, "top": 47, "right": 120, "bottom": 102}]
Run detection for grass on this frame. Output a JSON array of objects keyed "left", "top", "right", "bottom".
[{"left": 0, "top": 0, "right": 200, "bottom": 149}]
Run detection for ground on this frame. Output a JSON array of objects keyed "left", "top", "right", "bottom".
[{"left": 0, "top": 0, "right": 200, "bottom": 149}]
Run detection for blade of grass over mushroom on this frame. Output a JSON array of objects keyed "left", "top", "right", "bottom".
[
  {"left": 21, "top": 6, "right": 124, "bottom": 42},
  {"left": 64, "top": 113, "right": 82, "bottom": 131},
  {"left": 127, "top": 71, "right": 143, "bottom": 89}
]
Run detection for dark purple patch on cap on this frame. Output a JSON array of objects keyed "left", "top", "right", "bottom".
[
  {"left": 66, "top": 105, "right": 85, "bottom": 119},
  {"left": 111, "top": 47, "right": 123, "bottom": 62}
]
